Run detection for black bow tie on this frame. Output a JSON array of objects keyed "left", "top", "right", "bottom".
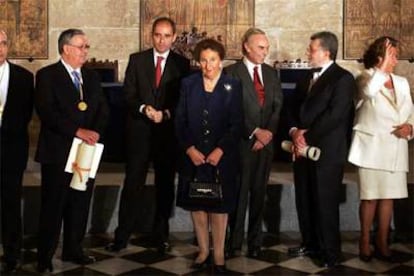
[{"left": 310, "top": 67, "right": 322, "bottom": 73}]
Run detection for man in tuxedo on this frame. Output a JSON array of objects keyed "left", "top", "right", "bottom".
[
  {"left": 287, "top": 31, "right": 356, "bottom": 267},
  {"left": 0, "top": 30, "right": 33, "bottom": 273},
  {"left": 226, "top": 28, "right": 283, "bottom": 258},
  {"left": 106, "top": 17, "right": 190, "bottom": 253},
  {"left": 35, "top": 29, "right": 108, "bottom": 272}
]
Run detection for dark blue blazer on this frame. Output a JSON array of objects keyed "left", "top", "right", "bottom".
[{"left": 175, "top": 71, "right": 242, "bottom": 183}]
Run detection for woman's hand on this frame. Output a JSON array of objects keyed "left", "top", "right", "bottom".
[
  {"left": 206, "top": 147, "right": 223, "bottom": 166},
  {"left": 391, "top": 123, "right": 413, "bottom": 139},
  {"left": 186, "top": 146, "right": 206, "bottom": 166},
  {"left": 378, "top": 39, "right": 398, "bottom": 74}
]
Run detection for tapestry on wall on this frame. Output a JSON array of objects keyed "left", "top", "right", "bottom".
[
  {"left": 344, "top": 0, "right": 414, "bottom": 60},
  {"left": 140, "top": 0, "right": 254, "bottom": 61},
  {"left": 0, "top": 0, "right": 48, "bottom": 59}
]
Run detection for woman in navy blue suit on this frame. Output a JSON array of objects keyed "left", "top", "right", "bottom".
[{"left": 175, "top": 39, "right": 242, "bottom": 273}]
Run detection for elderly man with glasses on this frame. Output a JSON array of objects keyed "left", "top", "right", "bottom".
[{"left": 34, "top": 28, "right": 108, "bottom": 273}]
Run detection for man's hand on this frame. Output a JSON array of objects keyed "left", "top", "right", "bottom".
[
  {"left": 145, "top": 105, "right": 156, "bottom": 120},
  {"left": 251, "top": 140, "right": 265, "bottom": 151},
  {"left": 255, "top": 128, "right": 273, "bottom": 146},
  {"left": 145, "top": 105, "right": 163, "bottom": 123},
  {"left": 206, "top": 147, "right": 223, "bottom": 166},
  {"left": 291, "top": 128, "right": 308, "bottom": 158},
  {"left": 186, "top": 146, "right": 206, "bottom": 166},
  {"left": 152, "top": 110, "right": 163, "bottom": 123},
  {"left": 76, "top": 128, "right": 100, "bottom": 145}
]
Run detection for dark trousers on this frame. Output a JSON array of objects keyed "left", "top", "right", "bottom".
[
  {"left": 37, "top": 164, "right": 94, "bottom": 263},
  {"left": 1, "top": 168, "right": 24, "bottom": 263},
  {"left": 114, "top": 130, "right": 175, "bottom": 246},
  {"left": 293, "top": 159, "right": 343, "bottom": 258},
  {"left": 228, "top": 144, "right": 273, "bottom": 250}
]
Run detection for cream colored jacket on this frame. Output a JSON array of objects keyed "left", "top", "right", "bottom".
[{"left": 348, "top": 68, "right": 414, "bottom": 172}]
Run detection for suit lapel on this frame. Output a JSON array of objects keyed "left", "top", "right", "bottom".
[
  {"left": 307, "top": 63, "right": 336, "bottom": 96},
  {"left": 143, "top": 50, "right": 155, "bottom": 89},
  {"left": 161, "top": 53, "right": 175, "bottom": 87},
  {"left": 261, "top": 66, "right": 273, "bottom": 108},
  {"left": 56, "top": 62, "right": 81, "bottom": 106},
  {"left": 3, "top": 63, "right": 16, "bottom": 119},
  {"left": 236, "top": 62, "right": 260, "bottom": 106}
]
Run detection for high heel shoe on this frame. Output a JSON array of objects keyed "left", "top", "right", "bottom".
[
  {"left": 373, "top": 244, "right": 398, "bottom": 263},
  {"left": 213, "top": 264, "right": 228, "bottom": 274},
  {"left": 374, "top": 250, "right": 397, "bottom": 263},
  {"left": 190, "top": 255, "right": 210, "bottom": 270},
  {"left": 359, "top": 253, "right": 373, "bottom": 262}
]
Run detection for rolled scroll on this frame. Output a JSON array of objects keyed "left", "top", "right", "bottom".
[
  {"left": 69, "top": 142, "right": 96, "bottom": 191},
  {"left": 281, "top": 140, "right": 321, "bottom": 161}
]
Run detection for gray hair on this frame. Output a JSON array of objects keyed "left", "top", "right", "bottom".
[
  {"left": 310, "top": 31, "right": 338, "bottom": 61},
  {"left": 241, "top": 27, "right": 266, "bottom": 55},
  {"left": 58, "top": 28, "right": 85, "bottom": 54}
]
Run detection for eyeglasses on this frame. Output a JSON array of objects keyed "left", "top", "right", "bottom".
[{"left": 68, "top": 43, "right": 90, "bottom": 50}]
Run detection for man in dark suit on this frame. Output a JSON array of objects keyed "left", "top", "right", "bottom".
[
  {"left": 35, "top": 29, "right": 108, "bottom": 272},
  {"left": 0, "top": 30, "right": 33, "bottom": 273},
  {"left": 287, "top": 31, "right": 356, "bottom": 268},
  {"left": 226, "top": 28, "right": 283, "bottom": 258},
  {"left": 106, "top": 17, "right": 190, "bottom": 253}
]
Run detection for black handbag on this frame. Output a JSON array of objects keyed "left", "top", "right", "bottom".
[{"left": 188, "top": 167, "right": 223, "bottom": 205}]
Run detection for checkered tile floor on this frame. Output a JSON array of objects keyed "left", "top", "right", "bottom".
[{"left": 7, "top": 232, "right": 414, "bottom": 275}]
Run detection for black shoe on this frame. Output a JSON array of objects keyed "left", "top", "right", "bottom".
[
  {"left": 105, "top": 242, "right": 125, "bottom": 253},
  {"left": 247, "top": 247, "right": 262, "bottom": 258},
  {"left": 1, "top": 261, "right": 17, "bottom": 274},
  {"left": 62, "top": 254, "right": 96, "bottom": 265},
  {"left": 374, "top": 250, "right": 397, "bottom": 263},
  {"left": 37, "top": 261, "right": 53, "bottom": 273},
  {"left": 213, "top": 264, "right": 228, "bottom": 274},
  {"left": 157, "top": 242, "right": 171, "bottom": 254},
  {"left": 311, "top": 254, "right": 339, "bottom": 268},
  {"left": 323, "top": 256, "right": 340, "bottom": 268},
  {"left": 359, "top": 253, "right": 373, "bottom": 262},
  {"left": 288, "top": 245, "right": 315, "bottom": 257},
  {"left": 190, "top": 255, "right": 210, "bottom": 270}
]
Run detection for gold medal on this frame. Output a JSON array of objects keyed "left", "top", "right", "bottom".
[{"left": 78, "top": 101, "right": 88, "bottom": 111}]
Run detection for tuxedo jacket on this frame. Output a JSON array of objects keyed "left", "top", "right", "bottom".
[
  {"left": 290, "top": 63, "right": 356, "bottom": 165},
  {"left": 124, "top": 48, "right": 190, "bottom": 139},
  {"left": 225, "top": 61, "right": 283, "bottom": 153},
  {"left": 34, "top": 61, "right": 108, "bottom": 164},
  {"left": 1, "top": 62, "right": 34, "bottom": 171},
  {"left": 348, "top": 68, "right": 414, "bottom": 172}
]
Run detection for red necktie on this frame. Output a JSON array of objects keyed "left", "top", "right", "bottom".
[
  {"left": 253, "top": 66, "right": 265, "bottom": 106},
  {"left": 155, "top": 56, "right": 164, "bottom": 88}
]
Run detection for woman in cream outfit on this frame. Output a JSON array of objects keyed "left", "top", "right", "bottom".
[{"left": 348, "top": 36, "right": 414, "bottom": 262}]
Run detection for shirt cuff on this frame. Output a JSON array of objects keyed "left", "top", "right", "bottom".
[
  {"left": 289, "top": 127, "right": 298, "bottom": 137},
  {"left": 248, "top": 127, "right": 259, "bottom": 140},
  {"left": 163, "top": 109, "right": 171, "bottom": 120},
  {"left": 139, "top": 104, "right": 146, "bottom": 114}
]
